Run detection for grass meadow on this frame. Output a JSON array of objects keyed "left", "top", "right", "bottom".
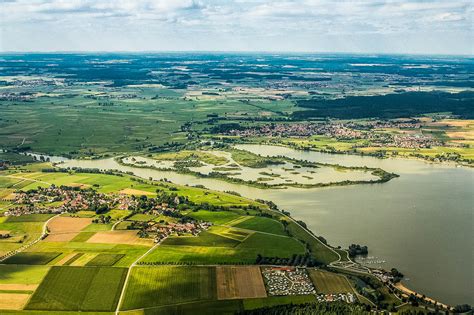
[{"left": 308, "top": 270, "right": 354, "bottom": 294}]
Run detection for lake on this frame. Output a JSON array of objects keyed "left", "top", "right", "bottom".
[{"left": 53, "top": 146, "right": 473, "bottom": 305}]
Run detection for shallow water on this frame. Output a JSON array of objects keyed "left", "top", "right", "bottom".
[
  {"left": 122, "top": 153, "right": 377, "bottom": 186},
  {"left": 54, "top": 146, "right": 473, "bottom": 305}
]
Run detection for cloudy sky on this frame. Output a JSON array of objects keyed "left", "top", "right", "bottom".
[{"left": 1, "top": 0, "right": 472, "bottom": 54}]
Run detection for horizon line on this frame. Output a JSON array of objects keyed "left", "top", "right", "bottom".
[{"left": 0, "top": 50, "right": 473, "bottom": 58}]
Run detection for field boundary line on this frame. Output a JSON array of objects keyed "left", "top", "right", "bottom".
[
  {"left": 115, "top": 239, "right": 163, "bottom": 315},
  {"left": 225, "top": 216, "right": 251, "bottom": 226},
  {"left": 218, "top": 224, "right": 291, "bottom": 239},
  {"left": 4, "top": 175, "right": 52, "bottom": 186}
]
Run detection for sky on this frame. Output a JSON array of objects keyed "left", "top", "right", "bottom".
[{"left": 1, "top": 0, "right": 472, "bottom": 55}]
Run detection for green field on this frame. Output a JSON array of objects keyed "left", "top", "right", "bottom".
[
  {"left": 228, "top": 148, "right": 281, "bottom": 168},
  {"left": 121, "top": 266, "right": 217, "bottom": 310},
  {"left": 86, "top": 254, "right": 125, "bottom": 266},
  {"left": 3, "top": 252, "right": 61, "bottom": 265},
  {"left": 26, "top": 266, "right": 127, "bottom": 311},
  {"left": 153, "top": 150, "right": 229, "bottom": 166},
  {"left": 233, "top": 216, "right": 287, "bottom": 236},
  {"left": 0, "top": 220, "right": 44, "bottom": 255},
  {"left": 128, "top": 214, "right": 157, "bottom": 222},
  {"left": 186, "top": 210, "right": 240, "bottom": 225},
  {"left": 162, "top": 230, "right": 240, "bottom": 247},
  {"left": 71, "top": 232, "right": 96, "bottom": 242},
  {"left": 24, "top": 241, "right": 150, "bottom": 268},
  {"left": 5, "top": 214, "right": 55, "bottom": 223},
  {"left": 81, "top": 223, "right": 114, "bottom": 232},
  {"left": 308, "top": 269, "right": 354, "bottom": 294},
  {"left": 141, "top": 231, "right": 305, "bottom": 265},
  {"left": 0, "top": 265, "right": 51, "bottom": 285}
]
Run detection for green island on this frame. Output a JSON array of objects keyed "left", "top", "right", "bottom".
[{"left": 116, "top": 147, "right": 399, "bottom": 190}]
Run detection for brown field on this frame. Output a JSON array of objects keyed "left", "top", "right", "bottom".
[
  {"left": 432, "top": 119, "right": 474, "bottom": 128},
  {"left": 1, "top": 191, "right": 17, "bottom": 200},
  {"left": 66, "top": 183, "right": 91, "bottom": 188},
  {"left": 0, "top": 284, "right": 38, "bottom": 291},
  {"left": 446, "top": 131, "right": 474, "bottom": 140},
  {"left": 0, "top": 230, "right": 11, "bottom": 234},
  {"left": 0, "top": 293, "right": 31, "bottom": 310},
  {"left": 46, "top": 217, "right": 92, "bottom": 242},
  {"left": 216, "top": 266, "right": 267, "bottom": 300},
  {"left": 86, "top": 230, "right": 153, "bottom": 246},
  {"left": 119, "top": 188, "right": 154, "bottom": 196}
]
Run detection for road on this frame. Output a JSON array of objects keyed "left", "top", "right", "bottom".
[{"left": 114, "top": 239, "right": 164, "bottom": 315}]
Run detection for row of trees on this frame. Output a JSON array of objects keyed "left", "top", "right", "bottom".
[
  {"left": 237, "top": 302, "right": 370, "bottom": 315},
  {"left": 256, "top": 253, "right": 320, "bottom": 267}
]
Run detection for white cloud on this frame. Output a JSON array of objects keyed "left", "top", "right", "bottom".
[{"left": 0, "top": 0, "right": 472, "bottom": 54}]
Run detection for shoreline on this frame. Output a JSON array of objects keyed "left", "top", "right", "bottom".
[
  {"left": 226, "top": 139, "right": 474, "bottom": 169},
  {"left": 394, "top": 282, "right": 452, "bottom": 311}
]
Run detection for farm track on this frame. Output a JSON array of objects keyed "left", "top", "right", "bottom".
[
  {"left": 0, "top": 214, "right": 60, "bottom": 262},
  {"left": 217, "top": 224, "right": 293, "bottom": 238},
  {"left": 115, "top": 238, "right": 165, "bottom": 315}
]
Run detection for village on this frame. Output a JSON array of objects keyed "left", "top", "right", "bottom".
[
  {"left": 223, "top": 121, "right": 445, "bottom": 149},
  {"left": 3, "top": 184, "right": 212, "bottom": 242}
]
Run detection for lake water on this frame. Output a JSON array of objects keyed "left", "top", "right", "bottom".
[
  {"left": 122, "top": 152, "right": 378, "bottom": 186},
  {"left": 54, "top": 146, "right": 473, "bottom": 305}
]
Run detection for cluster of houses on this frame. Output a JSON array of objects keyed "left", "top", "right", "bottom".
[
  {"left": 224, "top": 122, "right": 363, "bottom": 139},
  {"left": 262, "top": 267, "right": 316, "bottom": 296},
  {"left": 2, "top": 182, "right": 213, "bottom": 244},
  {"left": 371, "top": 269, "right": 398, "bottom": 284},
  {"left": 5, "top": 186, "right": 112, "bottom": 217},
  {"left": 4, "top": 185, "right": 182, "bottom": 218},
  {"left": 316, "top": 293, "right": 356, "bottom": 303},
  {"left": 0, "top": 92, "right": 36, "bottom": 102},
  {"left": 223, "top": 120, "right": 445, "bottom": 149},
  {"left": 139, "top": 221, "right": 212, "bottom": 242}
]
